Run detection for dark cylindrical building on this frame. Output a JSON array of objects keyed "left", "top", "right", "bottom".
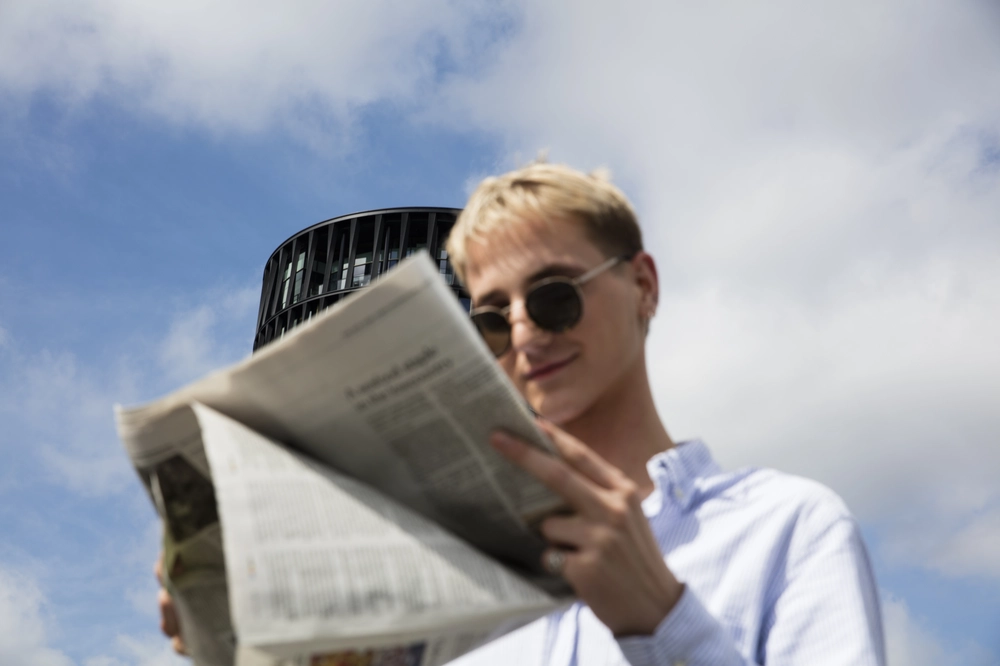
[{"left": 254, "top": 207, "right": 468, "bottom": 351}]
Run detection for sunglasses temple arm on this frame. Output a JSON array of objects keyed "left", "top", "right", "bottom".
[{"left": 575, "top": 255, "right": 625, "bottom": 285}]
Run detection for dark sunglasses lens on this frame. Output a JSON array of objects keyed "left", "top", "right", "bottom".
[
  {"left": 472, "top": 311, "right": 511, "bottom": 356},
  {"left": 527, "top": 281, "right": 582, "bottom": 332}
]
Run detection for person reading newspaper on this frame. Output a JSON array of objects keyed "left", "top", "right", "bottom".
[{"left": 158, "top": 162, "right": 886, "bottom": 664}]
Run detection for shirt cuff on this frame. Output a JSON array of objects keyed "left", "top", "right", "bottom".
[{"left": 616, "top": 585, "right": 745, "bottom": 666}]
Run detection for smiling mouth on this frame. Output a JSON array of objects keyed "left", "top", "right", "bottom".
[{"left": 523, "top": 354, "right": 577, "bottom": 381}]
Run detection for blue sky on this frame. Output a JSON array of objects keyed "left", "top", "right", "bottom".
[{"left": 1, "top": 1, "right": 999, "bottom": 664}]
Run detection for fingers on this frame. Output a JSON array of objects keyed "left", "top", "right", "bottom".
[
  {"left": 491, "top": 420, "right": 637, "bottom": 519},
  {"left": 539, "top": 513, "right": 589, "bottom": 548},
  {"left": 491, "top": 431, "right": 607, "bottom": 516},
  {"left": 535, "top": 419, "right": 626, "bottom": 491},
  {"left": 155, "top": 552, "right": 187, "bottom": 655},
  {"left": 158, "top": 587, "right": 179, "bottom": 637},
  {"left": 171, "top": 636, "right": 189, "bottom": 656}
]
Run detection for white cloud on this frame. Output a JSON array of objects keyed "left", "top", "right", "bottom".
[
  {"left": 884, "top": 504, "right": 1000, "bottom": 581},
  {"left": 0, "top": 284, "right": 258, "bottom": 497},
  {"left": 0, "top": 565, "right": 72, "bottom": 666},
  {"left": 159, "top": 287, "right": 260, "bottom": 384},
  {"left": 883, "top": 595, "right": 996, "bottom": 666},
  {"left": 0, "top": 0, "right": 510, "bottom": 150},
  {"left": 0, "top": 561, "right": 196, "bottom": 666},
  {"left": 158, "top": 286, "right": 258, "bottom": 386},
  {"left": 928, "top": 506, "right": 1000, "bottom": 579},
  {"left": 0, "top": 346, "right": 137, "bottom": 497},
  {"left": 884, "top": 596, "right": 952, "bottom": 666}
]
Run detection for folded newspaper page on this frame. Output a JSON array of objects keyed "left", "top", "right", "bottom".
[{"left": 116, "top": 253, "right": 572, "bottom": 666}]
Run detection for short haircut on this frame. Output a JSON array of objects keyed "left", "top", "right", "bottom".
[{"left": 446, "top": 162, "right": 644, "bottom": 283}]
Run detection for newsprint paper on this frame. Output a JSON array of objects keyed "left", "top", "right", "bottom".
[{"left": 115, "top": 253, "right": 573, "bottom": 666}]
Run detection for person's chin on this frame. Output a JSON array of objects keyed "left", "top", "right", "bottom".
[{"left": 528, "top": 390, "right": 588, "bottom": 426}]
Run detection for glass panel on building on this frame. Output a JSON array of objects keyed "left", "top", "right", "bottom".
[
  {"left": 379, "top": 214, "right": 401, "bottom": 274},
  {"left": 292, "top": 247, "right": 306, "bottom": 304},
  {"left": 279, "top": 245, "right": 293, "bottom": 309},
  {"left": 404, "top": 213, "right": 428, "bottom": 257},
  {"left": 330, "top": 225, "right": 351, "bottom": 291},
  {"left": 352, "top": 217, "right": 375, "bottom": 288},
  {"left": 278, "top": 311, "right": 288, "bottom": 338},
  {"left": 309, "top": 227, "right": 328, "bottom": 297},
  {"left": 263, "top": 258, "right": 280, "bottom": 317},
  {"left": 438, "top": 248, "right": 455, "bottom": 285}
]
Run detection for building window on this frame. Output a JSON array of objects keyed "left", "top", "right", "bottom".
[
  {"left": 379, "top": 215, "right": 401, "bottom": 274},
  {"left": 292, "top": 250, "right": 306, "bottom": 304},
  {"left": 309, "top": 228, "right": 328, "bottom": 297},
  {"left": 330, "top": 225, "right": 351, "bottom": 292},
  {"left": 352, "top": 217, "right": 375, "bottom": 288},
  {"left": 439, "top": 248, "right": 454, "bottom": 285},
  {"left": 404, "top": 213, "right": 428, "bottom": 257},
  {"left": 351, "top": 255, "right": 369, "bottom": 287},
  {"left": 280, "top": 255, "right": 292, "bottom": 309}
]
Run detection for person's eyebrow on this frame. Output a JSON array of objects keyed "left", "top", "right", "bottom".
[
  {"left": 526, "top": 262, "right": 586, "bottom": 283},
  {"left": 473, "top": 262, "right": 587, "bottom": 308}
]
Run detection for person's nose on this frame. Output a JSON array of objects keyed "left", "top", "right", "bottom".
[{"left": 508, "top": 298, "right": 553, "bottom": 353}]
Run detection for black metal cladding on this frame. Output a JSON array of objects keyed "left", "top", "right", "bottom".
[{"left": 254, "top": 207, "right": 468, "bottom": 351}]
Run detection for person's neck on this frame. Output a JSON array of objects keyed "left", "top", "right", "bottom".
[{"left": 561, "top": 360, "right": 674, "bottom": 497}]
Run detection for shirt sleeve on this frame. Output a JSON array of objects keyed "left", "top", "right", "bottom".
[
  {"left": 617, "top": 585, "right": 754, "bottom": 666},
  {"left": 616, "top": 516, "right": 886, "bottom": 666},
  {"left": 759, "top": 516, "right": 886, "bottom": 665}
]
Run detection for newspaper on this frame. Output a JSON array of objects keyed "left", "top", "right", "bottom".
[{"left": 116, "top": 253, "right": 572, "bottom": 666}]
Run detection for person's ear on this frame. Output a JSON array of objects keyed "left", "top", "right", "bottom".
[{"left": 631, "top": 251, "right": 659, "bottom": 323}]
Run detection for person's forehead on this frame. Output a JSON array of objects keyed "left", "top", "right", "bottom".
[{"left": 463, "top": 217, "right": 605, "bottom": 294}]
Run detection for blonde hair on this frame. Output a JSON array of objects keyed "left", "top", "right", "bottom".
[{"left": 446, "top": 162, "right": 644, "bottom": 282}]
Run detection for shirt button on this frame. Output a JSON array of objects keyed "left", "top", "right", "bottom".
[
  {"left": 673, "top": 486, "right": 684, "bottom": 500},
  {"left": 672, "top": 661, "right": 687, "bottom": 666}
]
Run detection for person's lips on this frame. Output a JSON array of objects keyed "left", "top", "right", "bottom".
[{"left": 523, "top": 354, "right": 577, "bottom": 381}]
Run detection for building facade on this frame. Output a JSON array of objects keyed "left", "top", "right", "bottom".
[{"left": 254, "top": 207, "right": 467, "bottom": 351}]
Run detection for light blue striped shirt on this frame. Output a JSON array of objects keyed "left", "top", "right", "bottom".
[{"left": 448, "top": 440, "right": 886, "bottom": 666}]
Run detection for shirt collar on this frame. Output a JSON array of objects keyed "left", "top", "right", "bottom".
[{"left": 642, "top": 439, "right": 718, "bottom": 515}]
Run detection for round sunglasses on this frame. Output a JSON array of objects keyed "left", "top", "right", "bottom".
[{"left": 470, "top": 254, "right": 631, "bottom": 357}]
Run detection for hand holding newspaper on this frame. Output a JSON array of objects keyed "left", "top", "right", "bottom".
[{"left": 116, "top": 253, "right": 572, "bottom": 666}]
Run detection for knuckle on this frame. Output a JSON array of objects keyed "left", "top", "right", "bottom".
[
  {"left": 590, "top": 527, "right": 612, "bottom": 551},
  {"left": 563, "top": 447, "right": 587, "bottom": 467},
  {"left": 620, "top": 481, "right": 641, "bottom": 506},
  {"left": 604, "top": 498, "right": 630, "bottom": 527}
]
